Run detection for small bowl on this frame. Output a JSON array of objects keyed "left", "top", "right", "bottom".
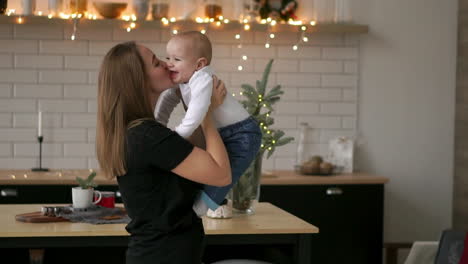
[{"left": 93, "top": 2, "right": 128, "bottom": 19}]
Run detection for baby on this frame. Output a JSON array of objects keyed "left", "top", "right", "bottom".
[{"left": 155, "top": 31, "right": 262, "bottom": 218}]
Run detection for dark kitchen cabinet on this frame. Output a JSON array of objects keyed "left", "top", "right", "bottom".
[{"left": 260, "top": 184, "right": 384, "bottom": 264}]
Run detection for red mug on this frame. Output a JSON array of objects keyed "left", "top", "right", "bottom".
[{"left": 94, "top": 191, "right": 115, "bottom": 208}]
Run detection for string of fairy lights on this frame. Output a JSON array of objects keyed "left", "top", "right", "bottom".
[{"left": 4, "top": 8, "right": 318, "bottom": 72}]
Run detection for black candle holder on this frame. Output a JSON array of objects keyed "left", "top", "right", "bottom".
[{"left": 32, "top": 136, "right": 49, "bottom": 172}]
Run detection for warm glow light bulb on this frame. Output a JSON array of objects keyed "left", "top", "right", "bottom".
[
  {"left": 172, "top": 29, "right": 178, "bottom": 34},
  {"left": 260, "top": 19, "right": 266, "bottom": 24},
  {"left": 170, "top": 17, "right": 176, "bottom": 22},
  {"left": 301, "top": 26, "right": 307, "bottom": 31},
  {"left": 292, "top": 45, "right": 298, "bottom": 50},
  {"left": 244, "top": 24, "right": 250, "bottom": 30},
  {"left": 48, "top": 14, "right": 53, "bottom": 19},
  {"left": 269, "top": 33, "right": 275, "bottom": 39},
  {"left": 303, "top": 36, "right": 309, "bottom": 42},
  {"left": 216, "top": 21, "right": 221, "bottom": 26},
  {"left": 130, "top": 22, "right": 136, "bottom": 28},
  {"left": 270, "top": 20, "right": 277, "bottom": 26},
  {"left": 200, "top": 29, "right": 206, "bottom": 34},
  {"left": 235, "top": 34, "right": 240, "bottom": 39},
  {"left": 310, "top": 21, "right": 316, "bottom": 26},
  {"left": 17, "top": 17, "right": 23, "bottom": 24},
  {"left": 223, "top": 19, "right": 229, "bottom": 23},
  {"left": 71, "top": 34, "right": 76, "bottom": 40},
  {"left": 265, "top": 43, "right": 270, "bottom": 48},
  {"left": 209, "top": 18, "right": 214, "bottom": 22},
  {"left": 242, "top": 55, "right": 247, "bottom": 60},
  {"left": 126, "top": 27, "right": 131, "bottom": 32},
  {"left": 238, "top": 65, "right": 243, "bottom": 71},
  {"left": 219, "top": 16, "right": 224, "bottom": 20},
  {"left": 37, "top": 11, "right": 43, "bottom": 16},
  {"left": 196, "top": 17, "right": 203, "bottom": 23}
]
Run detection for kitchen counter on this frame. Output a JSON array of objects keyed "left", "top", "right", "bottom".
[{"left": 0, "top": 169, "right": 388, "bottom": 185}]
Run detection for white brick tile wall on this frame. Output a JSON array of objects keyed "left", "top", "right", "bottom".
[
  {"left": 64, "top": 85, "right": 97, "bottom": 98},
  {"left": 232, "top": 44, "right": 276, "bottom": 58},
  {"left": 15, "top": 55, "right": 63, "bottom": 69},
  {"left": 0, "top": 158, "right": 37, "bottom": 168},
  {"left": 298, "top": 88, "right": 341, "bottom": 101},
  {"left": 0, "top": 113, "right": 12, "bottom": 127},
  {"left": 63, "top": 114, "right": 97, "bottom": 128},
  {"left": 254, "top": 59, "right": 299, "bottom": 73},
  {"left": 342, "top": 117, "right": 356, "bottom": 129},
  {"left": 343, "top": 89, "right": 357, "bottom": 101},
  {"left": 0, "top": 20, "right": 361, "bottom": 170},
  {"left": 0, "top": 40, "right": 38, "bottom": 53},
  {"left": 320, "top": 102, "right": 356, "bottom": 115},
  {"left": 42, "top": 157, "right": 87, "bottom": 169},
  {"left": 277, "top": 46, "right": 321, "bottom": 59},
  {"left": 40, "top": 40, "right": 88, "bottom": 55},
  {"left": 277, "top": 73, "right": 320, "bottom": 87},
  {"left": 297, "top": 116, "right": 342, "bottom": 129},
  {"left": 212, "top": 45, "right": 232, "bottom": 58},
  {"left": 65, "top": 56, "right": 103, "bottom": 70},
  {"left": 43, "top": 128, "right": 87, "bottom": 142},
  {"left": 39, "top": 99, "right": 87, "bottom": 113},
  {"left": 14, "top": 24, "right": 64, "bottom": 40},
  {"left": 322, "top": 74, "right": 358, "bottom": 88},
  {"left": 0, "top": 84, "right": 12, "bottom": 97},
  {"left": 0, "top": 128, "right": 36, "bottom": 142},
  {"left": 300, "top": 60, "right": 343, "bottom": 73},
  {"left": 276, "top": 101, "right": 320, "bottom": 114},
  {"left": 14, "top": 143, "right": 63, "bottom": 157},
  {"left": 305, "top": 34, "right": 343, "bottom": 46},
  {"left": 39, "top": 70, "right": 87, "bottom": 84},
  {"left": 0, "top": 54, "right": 13, "bottom": 67},
  {"left": 113, "top": 28, "right": 161, "bottom": 42},
  {"left": 0, "top": 69, "right": 37, "bottom": 83},
  {"left": 0, "top": 143, "right": 12, "bottom": 156},
  {"left": 87, "top": 100, "right": 97, "bottom": 113},
  {"left": 212, "top": 58, "right": 254, "bottom": 72},
  {"left": 64, "top": 23, "right": 113, "bottom": 41},
  {"left": 88, "top": 71, "right": 98, "bottom": 84},
  {"left": 89, "top": 41, "right": 120, "bottom": 55},
  {"left": 64, "top": 143, "right": 95, "bottom": 157},
  {"left": 322, "top": 47, "right": 358, "bottom": 60},
  {"left": 14, "top": 113, "right": 62, "bottom": 128},
  {"left": 344, "top": 61, "right": 358, "bottom": 73},
  {"left": 0, "top": 25, "right": 13, "bottom": 39},
  {"left": 0, "top": 99, "right": 36, "bottom": 112},
  {"left": 14, "top": 84, "right": 63, "bottom": 98}
]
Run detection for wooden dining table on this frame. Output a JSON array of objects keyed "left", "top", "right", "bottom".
[{"left": 0, "top": 202, "right": 318, "bottom": 264}]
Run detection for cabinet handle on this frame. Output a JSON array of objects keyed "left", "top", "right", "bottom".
[
  {"left": 116, "top": 191, "right": 121, "bottom": 198},
  {"left": 1, "top": 189, "right": 18, "bottom": 197},
  {"left": 326, "top": 187, "right": 343, "bottom": 196}
]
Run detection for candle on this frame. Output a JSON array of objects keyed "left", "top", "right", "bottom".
[{"left": 38, "top": 111, "right": 42, "bottom": 137}]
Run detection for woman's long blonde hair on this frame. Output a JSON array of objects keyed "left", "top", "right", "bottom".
[{"left": 96, "top": 41, "right": 155, "bottom": 179}]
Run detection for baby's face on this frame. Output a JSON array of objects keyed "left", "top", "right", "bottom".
[{"left": 166, "top": 37, "right": 199, "bottom": 84}]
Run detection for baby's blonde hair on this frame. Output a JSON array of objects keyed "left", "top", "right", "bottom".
[{"left": 175, "top": 31, "right": 212, "bottom": 64}]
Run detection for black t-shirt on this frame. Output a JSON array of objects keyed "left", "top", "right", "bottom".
[{"left": 117, "top": 120, "right": 204, "bottom": 264}]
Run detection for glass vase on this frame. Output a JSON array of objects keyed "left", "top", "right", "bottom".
[{"left": 229, "top": 151, "right": 263, "bottom": 215}]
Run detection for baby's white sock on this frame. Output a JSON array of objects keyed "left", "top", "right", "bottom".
[{"left": 192, "top": 197, "right": 208, "bottom": 217}]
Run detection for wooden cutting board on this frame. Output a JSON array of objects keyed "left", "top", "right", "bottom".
[{"left": 15, "top": 211, "right": 69, "bottom": 223}]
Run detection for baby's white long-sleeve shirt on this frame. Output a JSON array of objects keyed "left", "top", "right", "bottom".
[{"left": 155, "top": 66, "right": 249, "bottom": 139}]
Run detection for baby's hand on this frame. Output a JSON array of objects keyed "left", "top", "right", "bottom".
[{"left": 210, "top": 75, "right": 226, "bottom": 110}]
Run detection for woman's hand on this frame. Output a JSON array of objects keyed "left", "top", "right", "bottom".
[{"left": 210, "top": 75, "right": 227, "bottom": 110}]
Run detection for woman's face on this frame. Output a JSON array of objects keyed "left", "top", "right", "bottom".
[{"left": 137, "top": 44, "right": 175, "bottom": 95}]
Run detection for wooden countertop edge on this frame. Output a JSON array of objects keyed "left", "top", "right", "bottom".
[{"left": 0, "top": 170, "right": 389, "bottom": 185}]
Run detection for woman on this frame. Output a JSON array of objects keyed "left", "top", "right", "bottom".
[{"left": 96, "top": 41, "right": 231, "bottom": 264}]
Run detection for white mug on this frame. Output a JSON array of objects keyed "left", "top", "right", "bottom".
[{"left": 72, "top": 187, "right": 102, "bottom": 209}]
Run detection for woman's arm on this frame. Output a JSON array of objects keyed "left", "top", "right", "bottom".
[{"left": 172, "top": 77, "right": 231, "bottom": 187}]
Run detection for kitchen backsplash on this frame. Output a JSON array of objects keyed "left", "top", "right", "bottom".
[{"left": 0, "top": 21, "right": 359, "bottom": 170}]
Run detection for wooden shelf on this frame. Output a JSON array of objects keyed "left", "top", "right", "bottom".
[{"left": 0, "top": 15, "right": 369, "bottom": 34}]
